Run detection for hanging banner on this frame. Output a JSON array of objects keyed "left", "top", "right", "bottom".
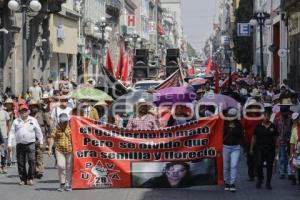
[{"left": 70, "top": 116, "right": 224, "bottom": 189}]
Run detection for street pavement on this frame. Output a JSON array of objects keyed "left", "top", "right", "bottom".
[{"left": 0, "top": 154, "right": 299, "bottom": 200}]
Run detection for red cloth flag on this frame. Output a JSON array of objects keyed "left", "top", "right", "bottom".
[
  {"left": 106, "top": 49, "right": 114, "bottom": 76},
  {"left": 205, "top": 58, "right": 213, "bottom": 75},
  {"left": 188, "top": 65, "right": 196, "bottom": 76},
  {"left": 121, "top": 54, "right": 129, "bottom": 82},
  {"left": 116, "top": 47, "right": 124, "bottom": 79}
]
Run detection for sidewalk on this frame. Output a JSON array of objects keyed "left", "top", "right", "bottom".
[{"left": 0, "top": 155, "right": 299, "bottom": 200}]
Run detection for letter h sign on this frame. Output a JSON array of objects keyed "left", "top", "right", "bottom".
[{"left": 128, "top": 15, "right": 135, "bottom": 27}]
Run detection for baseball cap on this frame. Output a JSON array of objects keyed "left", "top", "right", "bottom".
[{"left": 58, "top": 113, "right": 69, "bottom": 123}]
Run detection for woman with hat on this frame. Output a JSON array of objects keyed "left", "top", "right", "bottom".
[
  {"left": 250, "top": 104, "right": 279, "bottom": 189},
  {"left": 223, "top": 108, "right": 245, "bottom": 192},
  {"left": 289, "top": 112, "right": 300, "bottom": 187},
  {"left": 126, "top": 98, "right": 158, "bottom": 130}
]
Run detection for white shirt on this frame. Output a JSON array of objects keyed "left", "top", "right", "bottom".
[
  {"left": 50, "top": 106, "right": 72, "bottom": 125},
  {"left": 29, "top": 86, "right": 42, "bottom": 101},
  {"left": 8, "top": 116, "right": 43, "bottom": 146},
  {"left": 0, "top": 108, "right": 10, "bottom": 138}
]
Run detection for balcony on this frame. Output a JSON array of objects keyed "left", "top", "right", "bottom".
[
  {"left": 106, "top": 0, "right": 122, "bottom": 17},
  {"left": 47, "top": 0, "right": 67, "bottom": 13}
]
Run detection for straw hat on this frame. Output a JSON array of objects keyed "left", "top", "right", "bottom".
[
  {"left": 272, "top": 94, "right": 280, "bottom": 102},
  {"left": 279, "top": 98, "right": 293, "bottom": 106},
  {"left": 94, "top": 100, "right": 108, "bottom": 107},
  {"left": 4, "top": 98, "right": 13, "bottom": 104},
  {"left": 28, "top": 100, "right": 38, "bottom": 106},
  {"left": 41, "top": 93, "right": 50, "bottom": 99}
]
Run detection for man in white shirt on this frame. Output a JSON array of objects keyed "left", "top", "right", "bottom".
[
  {"left": 8, "top": 104, "right": 43, "bottom": 185},
  {"left": 0, "top": 101, "right": 10, "bottom": 173},
  {"left": 29, "top": 79, "right": 43, "bottom": 101}
]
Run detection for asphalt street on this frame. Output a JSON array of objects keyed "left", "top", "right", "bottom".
[{"left": 0, "top": 155, "right": 299, "bottom": 200}]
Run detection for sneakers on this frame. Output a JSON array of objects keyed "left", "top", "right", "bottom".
[
  {"left": 19, "top": 181, "right": 25, "bottom": 186},
  {"left": 224, "top": 184, "right": 230, "bottom": 191},
  {"left": 57, "top": 184, "right": 72, "bottom": 192},
  {"left": 229, "top": 184, "right": 236, "bottom": 192},
  {"left": 27, "top": 179, "right": 34, "bottom": 186},
  {"left": 65, "top": 185, "right": 72, "bottom": 191}
]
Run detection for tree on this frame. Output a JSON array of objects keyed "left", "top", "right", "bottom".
[
  {"left": 232, "top": 0, "right": 253, "bottom": 70},
  {"left": 187, "top": 42, "right": 199, "bottom": 58}
]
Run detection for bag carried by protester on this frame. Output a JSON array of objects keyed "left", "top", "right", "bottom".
[{"left": 292, "top": 126, "right": 300, "bottom": 169}]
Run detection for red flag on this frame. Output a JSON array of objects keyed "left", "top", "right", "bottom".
[
  {"left": 121, "top": 54, "right": 129, "bottom": 82},
  {"left": 205, "top": 58, "right": 213, "bottom": 75},
  {"left": 188, "top": 65, "right": 195, "bottom": 76},
  {"left": 106, "top": 49, "right": 114, "bottom": 76},
  {"left": 116, "top": 47, "right": 124, "bottom": 79}
]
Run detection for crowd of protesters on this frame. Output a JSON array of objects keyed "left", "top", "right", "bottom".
[{"left": 0, "top": 72, "right": 300, "bottom": 193}]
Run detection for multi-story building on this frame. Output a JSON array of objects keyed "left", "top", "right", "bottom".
[
  {"left": 0, "top": 0, "right": 66, "bottom": 95},
  {"left": 251, "top": 0, "right": 288, "bottom": 85},
  {"left": 160, "top": 0, "right": 182, "bottom": 49},
  {"left": 284, "top": 0, "right": 300, "bottom": 90},
  {"left": 49, "top": 0, "right": 80, "bottom": 84}
]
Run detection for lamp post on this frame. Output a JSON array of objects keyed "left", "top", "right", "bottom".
[
  {"left": 249, "top": 7, "right": 271, "bottom": 78},
  {"left": 94, "top": 17, "right": 112, "bottom": 69},
  {"left": 131, "top": 31, "right": 140, "bottom": 54},
  {"left": 8, "top": 0, "right": 42, "bottom": 93}
]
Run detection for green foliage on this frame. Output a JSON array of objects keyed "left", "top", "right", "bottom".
[
  {"left": 233, "top": 0, "right": 253, "bottom": 70},
  {"left": 187, "top": 42, "right": 198, "bottom": 58}
]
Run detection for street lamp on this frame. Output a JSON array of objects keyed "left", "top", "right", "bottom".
[
  {"left": 94, "top": 17, "right": 112, "bottom": 69},
  {"left": 8, "top": 0, "right": 42, "bottom": 93},
  {"left": 249, "top": 7, "right": 271, "bottom": 78},
  {"left": 131, "top": 31, "right": 140, "bottom": 53}
]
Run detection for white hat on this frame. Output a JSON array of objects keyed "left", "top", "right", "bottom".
[
  {"left": 42, "top": 93, "right": 50, "bottom": 99},
  {"left": 228, "top": 108, "right": 238, "bottom": 116},
  {"left": 138, "top": 98, "right": 147, "bottom": 103},
  {"left": 263, "top": 103, "right": 272, "bottom": 108},
  {"left": 279, "top": 98, "right": 293, "bottom": 106},
  {"left": 292, "top": 113, "right": 300, "bottom": 121}
]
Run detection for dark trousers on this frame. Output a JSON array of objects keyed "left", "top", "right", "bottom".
[
  {"left": 1, "top": 138, "right": 8, "bottom": 167},
  {"left": 256, "top": 146, "right": 275, "bottom": 184},
  {"left": 16, "top": 143, "right": 36, "bottom": 182},
  {"left": 246, "top": 144, "right": 255, "bottom": 179}
]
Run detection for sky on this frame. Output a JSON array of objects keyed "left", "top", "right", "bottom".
[{"left": 182, "top": 0, "right": 217, "bottom": 55}]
